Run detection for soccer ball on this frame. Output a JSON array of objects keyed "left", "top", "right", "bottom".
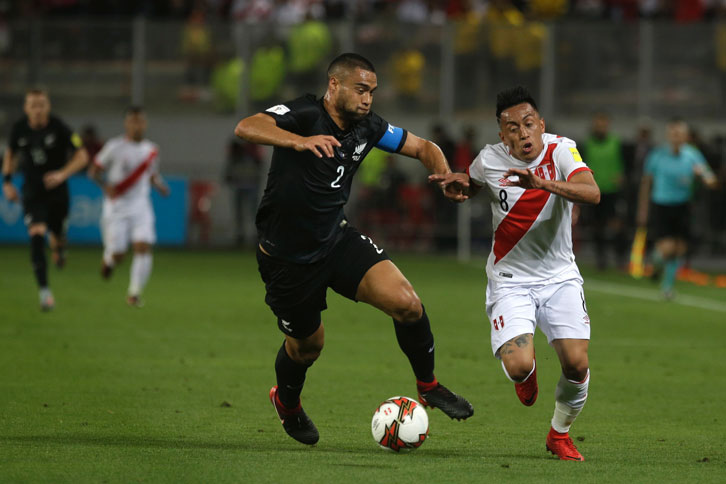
[{"left": 371, "top": 396, "right": 429, "bottom": 452}]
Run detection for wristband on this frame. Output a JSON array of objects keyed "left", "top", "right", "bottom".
[{"left": 3, "top": 174, "right": 11, "bottom": 183}]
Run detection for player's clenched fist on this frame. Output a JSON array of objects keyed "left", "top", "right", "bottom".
[{"left": 295, "top": 135, "right": 341, "bottom": 158}]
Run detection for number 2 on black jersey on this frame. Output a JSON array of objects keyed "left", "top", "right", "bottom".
[{"left": 331, "top": 165, "right": 344, "bottom": 188}]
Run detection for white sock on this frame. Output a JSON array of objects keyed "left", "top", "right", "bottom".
[
  {"left": 128, "top": 253, "right": 152, "bottom": 297},
  {"left": 103, "top": 247, "right": 115, "bottom": 266},
  {"left": 551, "top": 369, "right": 590, "bottom": 433},
  {"left": 501, "top": 358, "right": 536, "bottom": 383}
]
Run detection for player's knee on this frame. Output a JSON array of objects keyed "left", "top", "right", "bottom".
[
  {"left": 657, "top": 240, "right": 676, "bottom": 258},
  {"left": 390, "top": 290, "right": 422, "bottom": 323},
  {"left": 133, "top": 243, "right": 152, "bottom": 254},
  {"left": 300, "top": 349, "right": 322, "bottom": 366},
  {"left": 289, "top": 341, "right": 324, "bottom": 366},
  {"left": 562, "top": 360, "right": 589, "bottom": 382},
  {"left": 503, "top": 359, "right": 535, "bottom": 382},
  {"left": 28, "top": 225, "right": 46, "bottom": 237}
]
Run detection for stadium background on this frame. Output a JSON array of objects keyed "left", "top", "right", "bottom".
[{"left": 1, "top": 0, "right": 725, "bottom": 263}]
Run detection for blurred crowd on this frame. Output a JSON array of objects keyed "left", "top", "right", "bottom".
[
  {"left": 6, "top": 0, "right": 726, "bottom": 22},
  {"left": 342, "top": 117, "right": 726, "bottom": 262},
  {"left": 4, "top": 0, "right": 725, "bottom": 258}
]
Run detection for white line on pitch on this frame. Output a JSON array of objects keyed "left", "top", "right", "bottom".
[{"left": 585, "top": 279, "right": 726, "bottom": 313}]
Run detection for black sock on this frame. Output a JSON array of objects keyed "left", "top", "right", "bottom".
[
  {"left": 275, "top": 341, "right": 312, "bottom": 409},
  {"left": 30, "top": 235, "right": 48, "bottom": 288},
  {"left": 393, "top": 306, "right": 435, "bottom": 383}
]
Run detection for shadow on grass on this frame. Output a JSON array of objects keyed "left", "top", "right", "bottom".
[
  {"left": 1, "top": 433, "right": 550, "bottom": 462},
  {"left": 2, "top": 434, "right": 310, "bottom": 452}
]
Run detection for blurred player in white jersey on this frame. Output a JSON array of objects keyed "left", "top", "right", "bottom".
[
  {"left": 88, "top": 107, "right": 169, "bottom": 307},
  {"left": 430, "top": 86, "right": 600, "bottom": 461}
]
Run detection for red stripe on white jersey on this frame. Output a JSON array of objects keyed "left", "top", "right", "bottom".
[
  {"left": 493, "top": 143, "right": 557, "bottom": 264},
  {"left": 113, "top": 148, "right": 157, "bottom": 198},
  {"left": 567, "top": 166, "right": 592, "bottom": 181}
]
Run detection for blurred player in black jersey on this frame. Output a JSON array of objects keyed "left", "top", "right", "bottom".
[
  {"left": 235, "top": 53, "right": 473, "bottom": 445},
  {"left": 2, "top": 88, "right": 89, "bottom": 310}
]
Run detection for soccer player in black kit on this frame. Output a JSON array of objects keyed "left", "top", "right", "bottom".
[
  {"left": 235, "top": 53, "right": 474, "bottom": 445},
  {"left": 2, "top": 89, "right": 89, "bottom": 310}
]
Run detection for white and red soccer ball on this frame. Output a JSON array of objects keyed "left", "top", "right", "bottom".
[{"left": 371, "top": 396, "right": 429, "bottom": 452}]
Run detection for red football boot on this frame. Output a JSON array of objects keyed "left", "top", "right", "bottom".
[
  {"left": 546, "top": 427, "right": 584, "bottom": 461},
  {"left": 514, "top": 365, "right": 538, "bottom": 406}
]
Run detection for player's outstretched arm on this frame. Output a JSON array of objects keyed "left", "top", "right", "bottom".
[
  {"left": 505, "top": 168, "right": 600, "bottom": 205},
  {"left": 428, "top": 172, "right": 479, "bottom": 202},
  {"left": 398, "top": 132, "right": 450, "bottom": 175},
  {"left": 399, "top": 132, "right": 469, "bottom": 202},
  {"left": 44, "top": 147, "right": 89, "bottom": 189},
  {"left": 2, "top": 148, "right": 19, "bottom": 202},
  {"left": 234, "top": 113, "right": 341, "bottom": 158}
]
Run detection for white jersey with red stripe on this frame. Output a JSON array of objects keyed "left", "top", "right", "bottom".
[
  {"left": 468, "top": 133, "right": 591, "bottom": 285},
  {"left": 94, "top": 136, "right": 159, "bottom": 215}
]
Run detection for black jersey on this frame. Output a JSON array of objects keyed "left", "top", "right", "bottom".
[
  {"left": 256, "top": 94, "right": 408, "bottom": 264},
  {"left": 8, "top": 114, "right": 82, "bottom": 198}
]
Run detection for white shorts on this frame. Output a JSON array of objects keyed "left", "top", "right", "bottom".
[
  {"left": 485, "top": 278, "right": 591, "bottom": 357},
  {"left": 102, "top": 208, "right": 156, "bottom": 254}
]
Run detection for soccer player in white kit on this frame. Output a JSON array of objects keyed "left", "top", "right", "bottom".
[
  {"left": 88, "top": 107, "right": 169, "bottom": 307},
  {"left": 430, "top": 87, "right": 600, "bottom": 461}
]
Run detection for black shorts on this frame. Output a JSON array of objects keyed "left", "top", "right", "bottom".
[
  {"left": 650, "top": 202, "right": 689, "bottom": 241},
  {"left": 256, "top": 226, "right": 390, "bottom": 339},
  {"left": 22, "top": 190, "right": 70, "bottom": 236}
]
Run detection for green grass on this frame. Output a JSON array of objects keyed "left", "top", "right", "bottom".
[{"left": 1, "top": 246, "right": 724, "bottom": 483}]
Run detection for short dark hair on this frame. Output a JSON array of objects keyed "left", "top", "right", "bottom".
[
  {"left": 26, "top": 87, "right": 49, "bottom": 98},
  {"left": 125, "top": 105, "right": 145, "bottom": 116},
  {"left": 327, "top": 53, "right": 376, "bottom": 79},
  {"left": 496, "top": 86, "right": 538, "bottom": 121}
]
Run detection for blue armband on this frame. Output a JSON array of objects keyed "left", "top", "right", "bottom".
[{"left": 376, "top": 124, "right": 407, "bottom": 153}]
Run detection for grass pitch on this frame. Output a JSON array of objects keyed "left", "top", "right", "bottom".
[{"left": 0, "top": 246, "right": 724, "bottom": 483}]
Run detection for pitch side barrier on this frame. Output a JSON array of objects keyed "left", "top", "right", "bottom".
[{"left": 0, "top": 174, "right": 188, "bottom": 245}]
